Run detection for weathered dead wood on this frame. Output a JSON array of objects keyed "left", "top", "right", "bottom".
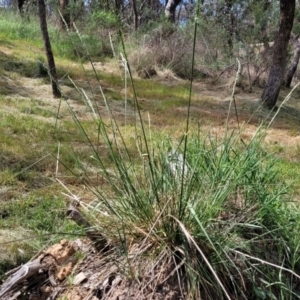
[
  {"left": 66, "top": 204, "right": 109, "bottom": 251},
  {"left": 0, "top": 254, "right": 55, "bottom": 298},
  {"left": 0, "top": 206, "right": 109, "bottom": 298}
]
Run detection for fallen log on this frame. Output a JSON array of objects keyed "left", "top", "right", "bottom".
[
  {"left": 0, "top": 253, "right": 55, "bottom": 298},
  {"left": 0, "top": 204, "right": 108, "bottom": 298},
  {"left": 0, "top": 238, "right": 78, "bottom": 299}
]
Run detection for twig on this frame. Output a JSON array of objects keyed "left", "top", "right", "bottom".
[
  {"left": 55, "top": 142, "right": 60, "bottom": 178},
  {"left": 233, "top": 250, "right": 300, "bottom": 280},
  {"left": 66, "top": 204, "right": 109, "bottom": 252},
  {"left": 226, "top": 58, "right": 241, "bottom": 129}
]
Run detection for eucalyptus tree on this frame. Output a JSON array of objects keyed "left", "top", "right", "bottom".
[
  {"left": 283, "top": 1, "right": 300, "bottom": 88},
  {"left": 261, "top": 0, "right": 295, "bottom": 109},
  {"left": 165, "top": 0, "right": 182, "bottom": 22},
  {"left": 38, "top": 0, "right": 61, "bottom": 98}
]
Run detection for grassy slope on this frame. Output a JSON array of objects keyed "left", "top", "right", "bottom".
[{"left": 1, "top": 10, "right": 300, "bottom": 283}]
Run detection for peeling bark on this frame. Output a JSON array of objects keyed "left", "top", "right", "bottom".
[{"left": 0, "top": 240, "right": 78, "bottom": 299}]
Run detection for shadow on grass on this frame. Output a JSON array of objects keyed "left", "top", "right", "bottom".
[{"left": 0, "top": 50, "right": 42, "bottom": 78}]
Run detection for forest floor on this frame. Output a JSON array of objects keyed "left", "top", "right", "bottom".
[{"left": 1, "top": 40, "right": 300, "bottom": 299}]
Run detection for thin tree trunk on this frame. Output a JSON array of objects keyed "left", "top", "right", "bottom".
[
  {"left": 38, "top": 0, "right": 61, "bottom": 98},
  {"left": 165, "top": 0, "right": 182, "bottom": 23},
  {"left": 131, "top": 0, "right": 138, "bottom": 31},
  {"left": 17, "top": 0, "right": 26, "bottom": 15},
  {"left": 284, "top": 34, "right": 300, "bottom": 88},
  {"left": 261, "top": 0, "right": 295, "bottom": 109},
  {"left": 224, "top": 0, "right": 235, "bottom": 57}
]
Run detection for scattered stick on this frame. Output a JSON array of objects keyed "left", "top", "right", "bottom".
[
  {"left": 66, "top": 204, "right": 109, "bottom": 251},
  {"left": 233, "top": 250, "right": 300, "bottom": 280},
  {"left": 0, "top": 254, "right": 55, "bottom": 298}
]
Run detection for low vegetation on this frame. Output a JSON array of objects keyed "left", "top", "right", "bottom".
[{"left": 1, "top": 8, "right": 300, "bottom": 300}]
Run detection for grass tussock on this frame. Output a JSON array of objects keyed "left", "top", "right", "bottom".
[
  {"left": 64, "top": 88, "right": 300, "bottom": 298},
  {"left": 128, "top": 23, "right": 215, "bottom": 80},
  {"left": 54, "top": 18, "right": 300, "bottom": 295}
]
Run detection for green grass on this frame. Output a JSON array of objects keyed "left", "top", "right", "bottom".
[
  {"left": 0, "top": 193, "right": 83, "bottom": 275},
  {"left": 1, "top": 8, "right": 300, "bottom": 299},
  {"left": 133, "top": 79, "right": 189, "bottom": 99},
  {"left": 20, "top": 104, "right": 56, "bottom": 118},
  {"left": 98, "top": 72, "right": 190, "bottom": 102},
  {"left": 0, "top": 89, "right": 102, "bottom": 276},
  {"left": 274, "top": 159, "right": 300, "bottom": 199},
  {"left": 0, "top": 169, "right": 19, "bottom": 186},
  {"left": 1, "top": 194, "right": 72, "bottom": 233},
  {"left": 0, "top": 13, "right": 41, "bottom": 43},
  {"left": 0, "top": 11, "right": 102, "bottom": 61}
]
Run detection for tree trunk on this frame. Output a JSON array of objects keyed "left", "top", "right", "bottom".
[
  {"left": 131, "top": 0, "right": 138, "bottom": 31},
  {"left": 261, "top": 0, "right": 295, "bottom": 109},
  {"left": 17, "top": 0, "right": 32, "bottom": 19},
  {"left": 38, "top": 0, "right": 61, "bottom": 98},
  {"left": 224, "top": 0, "right": 235, "bottom": 57},
  {"left": 284, "top": 34, "right": 300, "bottom": 88},
  {"left": 59, "top": 0, "right": 71, "bottom": 30},
  {"left": 115, "top": 0, "right": 122, "bottom": 15},
  {"left": 17, "top": 0, "right": 26, "bottom": 15},
  {"left": 165, "top": 0, "right": 182, "bottom": 23}
]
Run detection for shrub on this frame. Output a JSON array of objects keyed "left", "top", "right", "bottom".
[{"left": 128, "top": 21, "right": 224, "bottom": 80}]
